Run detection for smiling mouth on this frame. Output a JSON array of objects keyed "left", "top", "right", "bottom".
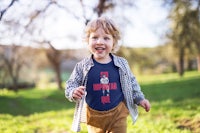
[{"left": 95, "top": 47, "right": 105, "bottom": 50}]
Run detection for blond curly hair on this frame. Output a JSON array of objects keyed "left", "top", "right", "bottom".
[{"left": 84, "top": 17, "right": 121, "bottom": 52}]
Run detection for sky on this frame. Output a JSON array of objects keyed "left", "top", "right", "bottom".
[
  {"left": 123, "top": 0, "right": 169, "bottom": 48},
  {"left": 49, "top": 0, "right": 169, "bottom": 49},
  {"left": 0, "top": 0, "right": 169, "bottom": 49}
]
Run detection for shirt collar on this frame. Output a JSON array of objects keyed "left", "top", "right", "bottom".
[{"left": 87, "top": 53, "right": 123, "bottom": 68}]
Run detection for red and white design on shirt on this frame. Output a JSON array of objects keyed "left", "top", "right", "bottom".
[{"left": 93, "top": 71, "right": 117, "bottom": 104}]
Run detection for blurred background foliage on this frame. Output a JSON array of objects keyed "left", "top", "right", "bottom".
[{"left": 0, "top": 0, "right": 199, "bottom": 91}]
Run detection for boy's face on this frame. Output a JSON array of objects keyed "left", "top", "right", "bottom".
[{"left": 88, "top": 28, "right": 114, "bottom": 63}]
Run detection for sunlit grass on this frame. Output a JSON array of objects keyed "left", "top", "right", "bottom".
[
  {"left": 0, "top": 87, "right": 75, "bottom": 132},
  {"left": 0, "top": 71, "right": 199, "bottom": 133},
  {"left": 136, "top": 70, "right": 200, "bottom": 84},
  {"left": 0, "top": 110, "right": 73, "bottom": 133}
]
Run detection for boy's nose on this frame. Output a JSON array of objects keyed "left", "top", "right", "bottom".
[{"left": 97, "top": 38, "right": 104, "bottom": 44}]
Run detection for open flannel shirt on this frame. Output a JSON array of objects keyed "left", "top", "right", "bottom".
[{"left": 65, "top": 54, "right": 145, "bottom": 132}]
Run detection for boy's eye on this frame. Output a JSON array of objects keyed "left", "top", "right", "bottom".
[
  {"left": 104, "top": 37, "right": 110, "bottom": 40},
  {"left": 91, "top": 36, "right": 98, "bottom": 39}
]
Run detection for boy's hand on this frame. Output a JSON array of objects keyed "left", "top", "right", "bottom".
[
  {"left": 139, "top": 99, "right": 151, "bottom": 112},
  {"left": 72, "top": 86, "right": 86, "bottom": 100}
]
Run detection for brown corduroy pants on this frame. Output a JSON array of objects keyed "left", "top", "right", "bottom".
[{"left": 86, "top": 102, "right": 129, "bottom": 133}]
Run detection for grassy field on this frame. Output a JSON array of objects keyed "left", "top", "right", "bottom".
[{"left": 0, "top": 71, "right": 200, "bottom": 133}]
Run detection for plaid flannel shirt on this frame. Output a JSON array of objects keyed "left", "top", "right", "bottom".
[{"left": 65, "top": 54, "right": 145, "bottom": 132}]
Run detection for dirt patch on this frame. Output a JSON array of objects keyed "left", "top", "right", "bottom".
[{"left": 176, "top": 118, "right": 200, "bottom": 133}]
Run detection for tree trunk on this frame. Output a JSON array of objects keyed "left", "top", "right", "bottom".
[
  {"left": 55, "top": 64, "right": 63, "bottom": 90},
  {"left": 197, "top": 54, "right": 200, "bottom": 71},
  {"left": 178, "top": 48, "right": 184, "bottom": 76},
  {"left": 12, "top": 77, "right": 18, "bottom": 92},
  {"left": 45, "top": 42, "right": 63, "bottom": 90}
]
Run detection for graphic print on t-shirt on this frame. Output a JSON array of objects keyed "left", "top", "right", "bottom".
[{"left": 93, "top": 71, "right": 117, "bottom": 104}]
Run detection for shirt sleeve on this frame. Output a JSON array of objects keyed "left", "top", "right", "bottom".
[
  {"left": 65, "top": 62, "right": 83, "bottom": 102},
  {"left": 130, "top": 75, "right": 145, "bottom": 105},
  {"left": 124, "top": 58, "right": 145, "bottom": 104}
]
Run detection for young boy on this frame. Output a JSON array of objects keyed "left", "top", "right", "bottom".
[{"left": 65, "top": 16, "right": 151, "bottom": 133}]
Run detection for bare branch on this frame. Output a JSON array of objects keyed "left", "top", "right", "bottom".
[
  {"left": 79, "top": 0, "right": 90, "bottom": 25},
  {"left": 25, "top": 1, "right": 54, "bottom": 29},
  {"left": 53, "top": 1, "right": 81, "bottom": 21},
  {"left": 0, "top": 0, "right": 18, "bottom": 21}
]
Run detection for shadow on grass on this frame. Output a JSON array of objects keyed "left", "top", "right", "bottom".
[
  {"left": 141, "top": 76, "right": 200, "bottom": 102},
  {"left": 1, "top": 76, "right": 200, "bottom": 117},
  {"left": 0, "top": 89, "right": 75, "bottom": 116}
]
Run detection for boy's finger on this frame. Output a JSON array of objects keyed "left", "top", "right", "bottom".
[
  {"left": 145, "top": 103, "right": 150, "bottom": 112},
  {"left": 79, "top": 86, "right": 86, "bottom": 90}
]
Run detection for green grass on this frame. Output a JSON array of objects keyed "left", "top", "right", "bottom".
[{"left": 0, "top": 71, "right": 200, "bottom": 133}]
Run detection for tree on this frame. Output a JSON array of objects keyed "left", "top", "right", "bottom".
[
  {"left": 0, "top": 45, "right": 33, "bottom": 92},
  {"left": 165, "top": 0, "right": 200, "bottom": 76},
  {"left": 0, "top": 0, "right": 68, "bottom": 90},
  {"left": 44, "top": 41, "right": 63, "bottom": 90}
]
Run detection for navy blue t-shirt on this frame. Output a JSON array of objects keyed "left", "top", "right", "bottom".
[{"left": 86, "top": 56, "right": 124, "bottom": 111}]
